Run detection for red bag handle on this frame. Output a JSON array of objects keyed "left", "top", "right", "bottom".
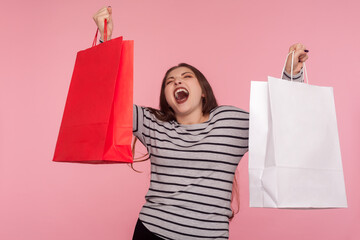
[
  {"left": 92, "top": 19, "right": 108, "bottom": 47},
  {"left": 104, "top": 18, "right": 108, "bottom": 41}
]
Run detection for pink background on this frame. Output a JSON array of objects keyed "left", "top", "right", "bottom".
[{"left": 1, "top": 0, "right": 359, "bottom": 239}]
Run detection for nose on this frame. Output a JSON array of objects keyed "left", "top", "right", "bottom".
[{"left": 174, "top": 77, "right": 182, "bottom": 85}]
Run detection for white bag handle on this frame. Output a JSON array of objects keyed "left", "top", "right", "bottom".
[{"left": 281, "top": 50, "right": 309, "bottom": 84}]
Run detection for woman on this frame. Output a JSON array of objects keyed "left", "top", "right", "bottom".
[{"left": 93, "top": 6, "right": 308, "bottom": 240}]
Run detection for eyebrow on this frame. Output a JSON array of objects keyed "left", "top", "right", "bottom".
[{"left": 166, "top": 72, "right": 194, "bottom": 80}]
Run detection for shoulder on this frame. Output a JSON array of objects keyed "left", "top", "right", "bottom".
[
  {"left": 210, "top": 105, "right": 249, "bottom": 117},
  {"left": 134, "top": 105, "right": 156, "bottom": 119},
  {"left": 134, "top": 104, "right": 172, "bottom": 126},
  {"left": 207, "top": 105, "right": 249, "bottom": 128},
  {"left": 208, "top": 105, "right": 249, "bottom": 123}
]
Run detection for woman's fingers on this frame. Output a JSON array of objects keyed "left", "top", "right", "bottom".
[
  {"left": 93, "top": 6, "right": 108, "bottom": 21},
  {"left": 297, "top": 48, "right": 309, "bottom": 63},
  {"left": 293, "top": 44, "right": 306, "bottom": 58},
  {"left": 299, "top": 54, "right": 309, "bottom": 62},
  {"left": 288, "top": 43, "right": 304, "bottom": 53},
  {"left": 93, "top": 8, "right": 110, "bottom": 24},
  {"left": 94, "top": 6, "right": 109, "bottom": 16}
]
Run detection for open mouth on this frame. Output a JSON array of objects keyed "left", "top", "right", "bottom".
[{"left": 174, "top": 87, "right": 189, "bottom": 104}]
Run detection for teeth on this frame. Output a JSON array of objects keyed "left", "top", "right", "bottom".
[
  {"left": 175, "top": 88, "right": 189, "bottom": 99},
  {"left": 175, "top": 88, "right": 189, "bottom": 94}
]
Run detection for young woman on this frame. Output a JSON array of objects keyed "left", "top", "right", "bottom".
[{"left": 93, "top": 7, "right": 309, "bottom": 240}]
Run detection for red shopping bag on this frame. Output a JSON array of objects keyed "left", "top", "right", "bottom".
[{"left": 53, "top": 21, "right": 133, "bottom": 164}]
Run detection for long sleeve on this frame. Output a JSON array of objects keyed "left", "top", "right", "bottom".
[
  {"left": 282, "top": 67, "right": 304, "bottom": 82},
  {"left": 132, "top": 104, "right": 150, "bottom": 148}
]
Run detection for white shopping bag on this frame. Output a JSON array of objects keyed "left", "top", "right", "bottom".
[{"left": 248, "top": 52, "right": 347, "bottom": 208}]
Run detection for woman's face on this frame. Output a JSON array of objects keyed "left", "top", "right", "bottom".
[{"left": 164, "top": 67, "right": 204, "bottom": 118}]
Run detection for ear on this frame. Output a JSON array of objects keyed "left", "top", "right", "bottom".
[{"left": 201, "top": 93, "right": 205, "bottom": 98}]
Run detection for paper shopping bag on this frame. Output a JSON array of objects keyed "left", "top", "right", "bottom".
[
  {"left": 53, "top": 30, "right": 134, "bottom": 164},
  {"left": 249, "top": 69, "right": 347, "bottom": 208}
]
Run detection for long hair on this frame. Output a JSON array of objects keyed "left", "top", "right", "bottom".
[{"left": 130, "top": 63, "right": 240, "bottom": 220}]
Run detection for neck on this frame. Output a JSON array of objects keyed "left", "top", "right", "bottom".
[{"left": 176, "top": 108, "right": 209, "bottom": 125}]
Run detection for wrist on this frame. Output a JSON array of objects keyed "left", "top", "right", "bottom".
[
  {"left": 285, "top": 68, "right": 300, "bottom": 75},
  {"left": 100, "top": 34, "right": 112, "bottom": 41}
]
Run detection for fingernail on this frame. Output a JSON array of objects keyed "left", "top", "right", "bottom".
[{"left": 304, "top": 49, "right": 309, "bottom": 52}]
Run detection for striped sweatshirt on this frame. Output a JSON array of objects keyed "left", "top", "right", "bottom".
[{"left": 132, "top": 70, "right": 304, "bottom": 240}]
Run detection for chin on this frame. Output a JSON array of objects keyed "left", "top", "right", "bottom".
[
  {"left": 174, "top": 106, "right": 192, "bottom": 116},
  {"left": 175, "top": 102, "right": 202, "bottom": 116}
]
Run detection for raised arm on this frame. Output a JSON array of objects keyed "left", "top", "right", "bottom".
[
  {"left": 282, "top": 43, "right": 309, "bottom": 82},
  {"left": 93, "top": 6, "right": 114, "bottom": 42}
]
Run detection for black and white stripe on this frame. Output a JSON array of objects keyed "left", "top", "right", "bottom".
[
  {"left": 133, "top": 104, "right": 249, "bottom": 240},
  {"left": 282, "top": 68, "right": 304, "bottom": 82}
]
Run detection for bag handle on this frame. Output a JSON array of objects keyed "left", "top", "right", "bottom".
[
  {"left": 281, "top": 50, "right": 309, "bottom": 84},
  {"left": 92, "top": 19, "right": 108, "bottom": 47}
]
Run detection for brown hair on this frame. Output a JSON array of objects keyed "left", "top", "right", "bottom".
[{"left": 130, "top": 63, "right": 240, "bottom": 220}]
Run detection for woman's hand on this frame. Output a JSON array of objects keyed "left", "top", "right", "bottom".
[
  {"left": 93, "top": 6, "right": 113, "bottom": 41},
  {"left": 285, "top": 43, "right": 309, "bottom": 75}
]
